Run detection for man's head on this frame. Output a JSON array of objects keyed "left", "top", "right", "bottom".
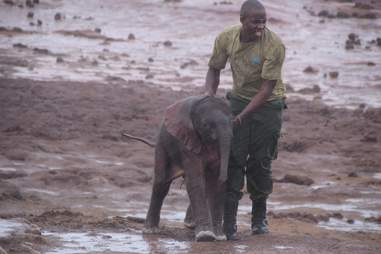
[{"left": 240, "top": 0, "right": 266, "bottom": 38}]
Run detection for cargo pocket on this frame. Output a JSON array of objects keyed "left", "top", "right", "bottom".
[
  {"left": 231, "top": 122, "right": 250, "bottom": 167},
  {"left": 268, "top": 132, "right": 280, "bottom": 160},
  {"left": 250, "top": 131, "right": 280, "bottom": 164}
]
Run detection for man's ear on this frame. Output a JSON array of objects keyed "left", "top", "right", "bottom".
[{"left": 240, "top": 15, "right": 244, "bottom": 24}]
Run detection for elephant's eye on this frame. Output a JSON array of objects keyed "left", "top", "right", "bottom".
[{"left": 203, "top": 122, "right": 216, "bottom": 130}]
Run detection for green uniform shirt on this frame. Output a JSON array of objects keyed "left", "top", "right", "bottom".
[{"left": 208, "top": 25, "right": 286, "bottom": 101}]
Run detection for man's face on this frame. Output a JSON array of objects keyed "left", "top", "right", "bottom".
[{"left": 240, "top": 8, "right": 266, "bottom": 37}]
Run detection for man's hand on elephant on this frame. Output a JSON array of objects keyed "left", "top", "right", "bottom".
[{"left": 233, "top": 113, "right": 245, "bottom": 125}]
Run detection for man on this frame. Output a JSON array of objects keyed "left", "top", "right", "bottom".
[{"left": 205, "top": 0, "right": 286, "bottom": 240}]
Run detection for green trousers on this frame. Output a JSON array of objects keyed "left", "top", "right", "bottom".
[{"left": 226, "top": 92, "right": 284, "bottom": 202}]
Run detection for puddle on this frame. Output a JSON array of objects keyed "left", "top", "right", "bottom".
[
  {"left": 93, "top": 159, "right": 124, "bottom": 166},
  {"left": 79, "top": 153, "right": 125, "bottom": 166},
  {"left": 373, "top": 173, "right": 381, "bottom": 180},
  {"left": 311, "top": 181, "right": 335, "bottom": 190},
  {"left": 268, "top": 200, "right": 381, "bottom": 233},
  {"left": 44, "top": 230, "right": 190, "bottom": 254},
  {"left": 234, "top": 244, "right": 249, "bottom": 253},
  {"left": 0, "top": 167, "right": 17, "bottom": 172},
  {"left": 346, "top": 198, "right": 381, "bottom": 204},
  {"left": 0, "top": 0, "right": 380, "bottom": 108},
  {"left": 48, "top": 167, "right": 63, "bottom": 170},
  {"left": 125, "top": 210, "right": 185, "bottom": 223},
  {"left": 319, "top": 218, "right": 381, "bottom": 233},
  {"left": 25, "top": 188, "right": 60, "bottom": 196},
  {"left": 0, "top": 219, "right": 26, "bottom": 238},
  {"left": 114, "top": 198, "right": 379, "bottom": 233},
  {"left": 238, "top": 205, "right": 251, "bottom": 215},
  {"left": 161, "top": 210, "right": 186, "bottom": 222},
  {"left": 157, "top": 238, "right": 190, "bottom": 252},
  {"left": 360, "top": 190, "right": 381, "bottom": 195},
  {"left": 274, "top": 246, "right": 294, "bottom": 250},
  {"left": 273, "top": 202, "right": 381, "bottom": 218}
]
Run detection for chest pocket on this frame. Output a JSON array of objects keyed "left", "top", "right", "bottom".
[{"left": 231, "top": 49, "right": 263, "bottom": 81}]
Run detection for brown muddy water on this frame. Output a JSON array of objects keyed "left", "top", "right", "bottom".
[{"left": 0, "top": 0, "right": 380, "bottom": 107}]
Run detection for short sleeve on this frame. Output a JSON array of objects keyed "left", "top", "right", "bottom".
[
  {"left": 261, "top": 43, "right": 285, "bottom": 81},
  {"left": 208, "top": 33, "right": 229, "bottom": 70}
]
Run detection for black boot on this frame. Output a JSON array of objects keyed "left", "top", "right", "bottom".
[
  {"left": 223, "top": 199, "right": 240, "bottom": 241},
  {"left": 251, "top": 197, "right": 269, "bottom": 235}
]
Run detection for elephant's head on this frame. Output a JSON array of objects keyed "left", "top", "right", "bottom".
[{"left": 164, "top": 96, "right": 233, "bottom": 183}]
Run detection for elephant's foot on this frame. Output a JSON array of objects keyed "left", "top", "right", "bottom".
[
  {"left": 184, "top": 221, "right": 196, "bottom": 229},
  {"left": 215, "top": 234, "right": 227, "bottom": 241},
  {"left": 184, "top": 204, "right": 195, "bottom": 229},
  {"left": 143, "top": 226, "right": 160, "bottom": 234},
  {"left": 214, "top": 227, "right": 226, "bottom": 241},
  {"left": 144, "top": 215, "right": 160, "bottom": 234},
  {"left": 195, "top": 230, "right": 216, "bottom": 242}
]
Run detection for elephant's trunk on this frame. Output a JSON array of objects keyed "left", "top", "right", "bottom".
[{"left": 218, "top": 126, "right": 232, "bottom": 183}]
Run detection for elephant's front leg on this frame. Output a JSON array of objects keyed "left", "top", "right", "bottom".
[
  {"left": 184, "top": 204, "right": 195, "bottom": 229},
  {"left": 183, "top": 155, "right": 216, "bottom": 241},
  {"left": 144, "top": 145, "right": 171, "bottom": 233},
  {"left": 144, "top": 179, "right": 171, "bottom": 233},
  {"left": 206, "top": 169, "right": 226, "bottom": 240}
]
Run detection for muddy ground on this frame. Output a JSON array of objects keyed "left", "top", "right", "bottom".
[{"left": 1, "top": 0, "right": 381, "bottom": 254}]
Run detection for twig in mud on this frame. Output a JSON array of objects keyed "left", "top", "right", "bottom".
[{"left": 121, "top": 131, "right": 155, "bottom": 147}]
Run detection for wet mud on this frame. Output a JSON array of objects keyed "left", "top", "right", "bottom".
[{"left": 1, "top": 0, "right": 381, "bottom": 253}]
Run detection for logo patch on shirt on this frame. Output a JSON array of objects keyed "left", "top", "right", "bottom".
[{"left": 252, "top": 56, "right": 261, "bottom": 65}]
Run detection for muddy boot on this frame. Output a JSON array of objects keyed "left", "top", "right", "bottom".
[
  {"left": 251, "top": 197, "right": 269, "bottom": 235},
  {"left": 223, "top": 200, "right": 240, "bottom": 241}
]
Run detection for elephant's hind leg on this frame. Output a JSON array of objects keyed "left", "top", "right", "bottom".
[{"left": 144, "top": 145, "right": 171, "bottom": 233}]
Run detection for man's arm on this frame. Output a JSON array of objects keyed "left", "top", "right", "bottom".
[
  {"left": 204, "top": 67, "right": 221, "bottom": 96},
  {"left": 234, "top": 79, "right": 276, "bottom": 125}
]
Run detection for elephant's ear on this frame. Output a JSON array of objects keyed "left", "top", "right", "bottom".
[{"left": 164, "top": 96, "right": 206, "bottom": 154}]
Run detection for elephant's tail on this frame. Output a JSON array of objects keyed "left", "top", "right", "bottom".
[{"left": 121, "top": 131, "right": 155, "bottom": 148}]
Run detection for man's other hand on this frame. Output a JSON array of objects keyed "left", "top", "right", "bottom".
[{"left": 233, "top": 113, "right": 244, "bottom": 125}]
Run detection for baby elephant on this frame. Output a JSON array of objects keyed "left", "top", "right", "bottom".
[{"left": 144, "top": 95, "right": 233, "bottom": 241}]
